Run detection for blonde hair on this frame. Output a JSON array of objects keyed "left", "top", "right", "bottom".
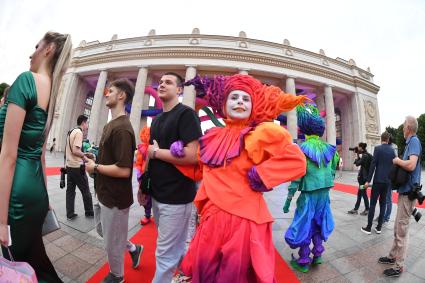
[{"left": 41, "top": 32, "right": 72, "bottom": 138}]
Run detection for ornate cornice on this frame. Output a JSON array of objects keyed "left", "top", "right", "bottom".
[{"left": 71, "top": 46, "right": 380, "bottom": 94}]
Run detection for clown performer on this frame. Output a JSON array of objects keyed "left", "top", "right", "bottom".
[
  {"left": 173, "top": 74, "right": 309, "bottom": 283},
  {"left": 134, "top": 126, "right": 153, "bottom": 225},
  {"left": 283, "top": 104, "right": 339, "bottom": 273}
]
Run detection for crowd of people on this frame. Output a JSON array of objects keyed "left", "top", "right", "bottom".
[{"left": 0, "top": 30, "right": 422, "bottom": 283}]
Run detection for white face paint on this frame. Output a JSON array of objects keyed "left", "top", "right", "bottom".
[{"left": 225, "top": 90, "right": 252, "bottom": 120}]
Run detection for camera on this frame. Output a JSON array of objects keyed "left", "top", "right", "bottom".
[
  {"left": 408, "top": 183, "right": 425, "bottom": 205},
  {"left": 412, "top": 208, "right": 422, "bottom": 222},
  {"left": 349, "top": 146, "right": 359, "bottom": 154},
  {"left": 60, "top": 167, "right": 67, "bottom": 189}
]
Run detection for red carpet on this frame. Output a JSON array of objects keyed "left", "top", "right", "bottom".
[
  {"left": 334, "top": 183, "right": 425, "bottom": 208},
  {"left": 46, "top": 167, "right": 61, "bottom": 176},
  {"left": 86, "top": 221, "right": 299, "bottom": 283}
]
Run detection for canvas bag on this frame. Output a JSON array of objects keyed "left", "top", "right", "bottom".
[{"left": 0, "top": 248, "right": 38, "bottom": 283}]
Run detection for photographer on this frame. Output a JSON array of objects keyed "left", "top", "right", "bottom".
[
  {"left": 378, "top": 116, "right": 422, "bottom": 277},
  {"left": 347, "top": 142, "right": 372, "bottom": 215},
  {"left": 65, "top": 115, "right": 94, "bottom": 220},
  {"left": 360, "top": 132, "right": 396, "bottom": 235}
]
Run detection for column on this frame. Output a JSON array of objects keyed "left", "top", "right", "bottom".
[
  {"left": 129, "top": 66, "right": 149, "bottom": 144},
  {"left": 140, "top": 76, "right": 152, "bottom": 130},
  {"left": 182, "top": 65, "right": 197, "bottom": 109},
  {"left": 324, "top": 84, "right": 336, "bottom": 145},
  {"left": 285, "top": 76, "right": 298, "bottom": 141},
  {"left": 87, "top": 70, "right": 108, "bottom": 144},
  {"left": 315, "top": 92, "right": 327, "bottom": 140},
  {"left": 238, "top": 69, "right": 249, "bottom": 75},
  {"left": 53, "top": 73, "right": 79, "bottom": 151}
]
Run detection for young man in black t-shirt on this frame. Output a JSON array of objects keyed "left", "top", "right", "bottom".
[{"left": 146, "top": 72, "right": 202, "bottom": 283}]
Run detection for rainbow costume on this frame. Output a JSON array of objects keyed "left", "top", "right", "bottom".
[
  {"left": 283, "top": 105, "right": 339, "bottom": 273},
  {"left": 178, "top": 74, "right": 308, "bottom": 283}
]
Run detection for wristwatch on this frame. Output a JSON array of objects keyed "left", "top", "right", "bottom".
[
  {"left": 94, "top": 163, "right": 100, "bottom": 174},
  {"left": 153, "top": 147, "right": 159, "bottom": 159}
]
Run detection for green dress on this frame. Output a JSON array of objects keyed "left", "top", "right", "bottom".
[{"left": 0, "top": 71, "right": 62, "bottom": 282}]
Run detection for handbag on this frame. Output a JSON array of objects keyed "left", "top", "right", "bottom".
[
  {"left": 388, "top": 141, "right": 417, "bottom": 189},
  {"left": 0, "top": 247, "right": 38, "bottom": 283},
  {"left": 41, "top": 209, "right": 60, "bottom": 236},
  {"left": 389, "top": 164, "right": 409, "bottom": 188}
]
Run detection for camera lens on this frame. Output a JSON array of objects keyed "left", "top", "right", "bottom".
[
  {"left": 417, "top": 191, "right": 425, "bottom": 205},
  {"left": 412, "top": 208, "right": 422, "bottom": 222}
]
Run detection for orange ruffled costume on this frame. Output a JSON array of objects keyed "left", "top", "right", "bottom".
[{"left": 180, "top": 74, "right": 308, "bottom": 283}]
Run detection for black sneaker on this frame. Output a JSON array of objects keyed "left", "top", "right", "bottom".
[
  {"left": 361, "top": 226, "right": 371, "bottom": 235},
  {"left": 378, "top": 256, "right": 395, "bottom": 265},
  {"left": 383, "top": 267, "right": 402, "bottom": 277},
  {"left": 85, "top": 211, "right": 94, "bottom": 218},
  {"left": 102, "top": 272, "right": 124, "bottom": 283},
  {"left": 129, "top": 244, "right": 143, "bottom": 269},
  {"left": 67, "top": 213, "right": 78, "bottom": 220},
  {"left": 347, "top": 209, "right": 358, "bottom": 214},
  {"left": 374, "top": 227, "right": 382, "bottom": 234},
  {"left": 360, "top": 210, "right": 369, "bottom": 216}
]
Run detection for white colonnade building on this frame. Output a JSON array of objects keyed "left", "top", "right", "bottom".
[{"left": 50, "top": 29, "right": 381, "bottom": 170}]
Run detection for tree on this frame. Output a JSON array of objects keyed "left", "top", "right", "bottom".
[
  {"left": 385, "top": 126, "right": 397, "bottom": 144},
  {"left": 395, "top": 124, "right": 405, "bottom": 156},
  {"left": 385, "top": 115, "right": 424, "bottom": 168},
  {"left": 417, "top": 114, "right": 425, "bottom": 167}
]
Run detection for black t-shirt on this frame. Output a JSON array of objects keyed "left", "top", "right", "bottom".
[
  {"left": 95, "top": 115, "right": 136, "bottom": 209},
  {"left": 149, "top": 103, "right": 202, "bottom": 204}
]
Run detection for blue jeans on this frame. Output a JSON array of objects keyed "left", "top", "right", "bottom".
[{"left": 384, "top": 186, "right": 393, "bottom": 222}]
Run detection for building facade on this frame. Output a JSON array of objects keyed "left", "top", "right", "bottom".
[{"left": 50, "top": 29, "right": 381, "bottom": 170}]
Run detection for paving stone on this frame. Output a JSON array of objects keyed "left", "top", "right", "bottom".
[
  {"left": 44, "top": 229, "right": 67, "bottom": 242},
  {"left": 345, "top": 266, "right": 381, "bottom": 283},
  {"left": 53, "top": 234, "right": 84, "bottom": 253},
  {"left": 329, "top": 254, "right": 362, "bottom": 275},
  {"left": 45, "top": 242, "right": 67, "bottom": 262},
  {"left": 72, "top": 243, "right": 106, "bottom": 265},
  {"left": 54, "top": 254, "right": 91, "bottom": 280}
]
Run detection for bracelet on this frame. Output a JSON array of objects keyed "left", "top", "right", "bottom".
[
  {"left": 94, "top": 163, "right": 100, "bottom": 174},
  {"left": 153, "top": 148, "right": 159, "bottom": 159}
]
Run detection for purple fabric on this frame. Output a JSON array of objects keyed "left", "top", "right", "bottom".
[
  {"left": 170, "top": 140, "right": 185, "bottom": 158},
  {"left": 136, "top": 170, "right": 142, "bottom": 182},
  {"left": 143, "top": 195, "right": 152, "bottom": 218},
  {"left": 200, "top": 126, "right": 253, "bottom": 167},
  {"left": 248, "top": 166, "right": 269, "bottom": 192},
  {"left": 297, "top": 245, "right": 312, "bottom": 265},
  {"left": 312, "top": 233, "right": 325, "bottom": 257}
]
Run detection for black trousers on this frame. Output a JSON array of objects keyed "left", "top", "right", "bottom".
[
  {"left": 354, "top": 184, "right": 370, "bottom": 210},
  {"left": 66, "top": 166, "right": 93, "bottom": 217},
  {"left": 1, "top": 220, "right": 63, "bottom": 283},
  {"left": 366, "top": 183, "right": 389, "bottom": 229}
]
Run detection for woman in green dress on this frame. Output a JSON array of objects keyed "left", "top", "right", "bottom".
[{"left": 0, "top": 32, "right": 72, "bottom": 282}]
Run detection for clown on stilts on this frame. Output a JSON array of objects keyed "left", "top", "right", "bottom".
[
  {"left": 283, "top": 104, "right": 339, "bottom": 273},
  {"left": 171, "top": 74, "right": 309, "bottom": 283}
]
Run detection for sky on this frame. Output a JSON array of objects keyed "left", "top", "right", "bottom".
[{"left": 1, "top": 0, "right": 424, "bottom": 128}]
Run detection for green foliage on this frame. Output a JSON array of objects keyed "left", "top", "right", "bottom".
[
  {"left": 386, "top": 115, "right": 425, "bottom": 167},
  {"left": 395, "top": 124, "right": 405, "bottom": 156},
  {"left": 417, "top": 114, "right": 425, "bottom": 165}
]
